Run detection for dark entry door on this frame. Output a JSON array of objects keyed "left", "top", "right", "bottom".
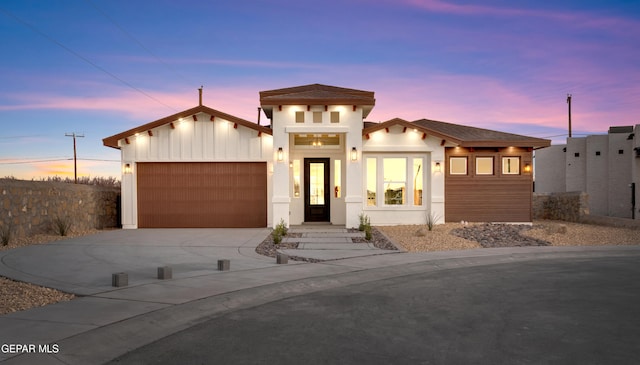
[{"left": 304, "top": 158, "right": 330, "bottom": 222}]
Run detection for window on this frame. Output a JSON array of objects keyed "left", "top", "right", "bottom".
[
  {"left": 295, "top": 111, "right": 305, "bottom": 123},
  {"left": 383, "top": 158, "right": 406, "bottom": 205},
  {"left": 413, "top": 158, "right": 423, "bottom": 205},
  {"left": 313, "top": 112, "right": 322, "bottom": 123},
  {"left": 331, "top": 111, "right": 340, "bottom": 123},
  {"left": 502, "top": 157, "right": 520, "bottom": 174},
  {"left": 366, "top": 156, "right": 425, "bottom": 208},
  {"left": 366, "top": 158, "right": 376, "bottom": 206},
  {"left": 334, "top": 160, "right": 341, "bottom": 198},
  {"left": 293, "top": 160, "right": 301, "bottom": 197},
  {"left": 476, "top": 157, "right": 494, "bottom": 175},
  {"left": 450, "top": 157, "right": 467, "bottom": 175}
]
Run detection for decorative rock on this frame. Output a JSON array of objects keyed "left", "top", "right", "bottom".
[
  {"left": 276, "top": 253, "right": 288, "bottom": 264},
  {"left": 415, "top": 228, "right": 427, "bottom": 237},
  {"left": 218, "top": 259, "right": 230, "bottom": 271},
  {"left": 112, "top": 272, "right": 128, "bottom": 287},
  {"left": 157, "top": 266, "right": 172, "bottom": 279},
  {"left": 546, "top": 224, "right": 567, "bottom": 235}
]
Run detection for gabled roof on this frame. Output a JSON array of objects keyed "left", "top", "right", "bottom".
[
  {"left": 413, "top": 118, "right": 551, "bottom": 148},
  {"left": 102, "top": 105, "right": 271, "bottom": 149},
  {"left": 260, "top": 83, "right": 375, "bottom": 118},
  {"left": 362, "top": 118, "right": 456, "bottom": 143}
]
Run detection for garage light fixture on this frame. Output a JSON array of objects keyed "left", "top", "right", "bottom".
[
  {"left": 435, "top": 161, "right": 441, "bottom": 173},
  {"left": 524, "top": 163, "right": 532, "bottom": 173},
  {"left": 123, "top": 163, "right": 132, "bottom": 174},
  {"left": 350, "top": 147, "right": 357, "bottom": 161}
]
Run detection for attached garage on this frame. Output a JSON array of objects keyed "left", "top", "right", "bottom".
[{"left": 136, "top": 162, "right": 267, "bottom": 228}]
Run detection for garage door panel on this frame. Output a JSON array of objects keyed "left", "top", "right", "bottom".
[{"left": 137, "top": 162, "right": 267, "bottom": 228}]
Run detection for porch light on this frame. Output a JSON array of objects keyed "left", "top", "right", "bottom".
[
  {"left": 123, "top": 163, "right": 132, "bottom": 174},
  {"left": 435, "top": 161, "right": 442, "bottom": 173},
  {"left": 277, "top": 147, "right": 284, "bottom": 162},
  {"left": 524, "top": 163, "right": 532, "bottom": 173},
  {"left": 351, "top": 147, "right": 357, "bottom": 161}
]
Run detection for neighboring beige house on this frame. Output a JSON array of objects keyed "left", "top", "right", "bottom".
[
  {"left": 535, "top": 125, "right": 640, "bottom": 219},
  {"left": 103, "top": 84, "right": 550, "bottom": 228}
]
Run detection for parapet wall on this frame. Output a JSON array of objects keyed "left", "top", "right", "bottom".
[{"left": 0, "top": 180, "right": 120, "bottom": 237}]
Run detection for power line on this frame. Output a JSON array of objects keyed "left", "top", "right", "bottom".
[
  {"left": 0, "top": 6, "right": 178, "bottom": 113},
  {"left": 0, "top": 158, "right": 120, "bottom": 165},
  {"left": 84, "top": 0, "right": 194, "bottom": 86}
]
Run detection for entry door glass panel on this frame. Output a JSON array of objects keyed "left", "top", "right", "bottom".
[
  {"left": 304, "top": 158, "right": 330, "bottom": 222},
  {"left": 309, "top": 163, "right": 325, "bottom": 205}
]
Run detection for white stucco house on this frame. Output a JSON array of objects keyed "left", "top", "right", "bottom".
[
  {"left": 104, "top": 84, "right": 550, "bottom": 228},
  {"left": 535, "top": 125, "right": 640, "bottom": 219}
]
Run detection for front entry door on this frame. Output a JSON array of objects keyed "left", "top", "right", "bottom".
[{"left": 304, "top": 158, "right": 330, "bottom": 222}]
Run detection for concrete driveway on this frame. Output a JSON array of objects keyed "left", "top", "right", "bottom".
[
  {"left": 0, "top": 228, "right": 276, "bottom": 296},
  {"left": 0, "top": 228, "right": 639, "bottom": 364}
]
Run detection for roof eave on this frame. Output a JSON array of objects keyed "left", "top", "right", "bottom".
[{"left": 102, "top": 105, "right": 272, "bottom": 149}]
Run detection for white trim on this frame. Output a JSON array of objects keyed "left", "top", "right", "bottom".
[{"left": 285, "top": 126, "right": 350, "bottom": 134}]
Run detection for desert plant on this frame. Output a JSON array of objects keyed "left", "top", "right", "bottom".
[
  {"left": 426, "top": 211, "right": 441, "bottom": 231},
  {"left": 358, "top": 213, "right": 370, "bottom": 231},
  {"left": 271, "top": 219, "right": 288, "bottom": 245},
  {"left": 52, "top": 216, "right": 72, "bottom": 236},
  {"left": 364, "top": 224, "right": 373, "bottom": 241},
  {"left": 274, "top": 218, "right": 288, "bottom": 237},
  {"left": 272, "top": 230, "right": 283, "bottom": 245},
  {"left": 0, "top": 224, "right": 11, "bottom": 246}
]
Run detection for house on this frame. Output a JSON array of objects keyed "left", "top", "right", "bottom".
[
  {"left": 535, "top": 125, "right": 640, "bottom": 219},
  {"left": 103, "top": 84, "right": 550, "bottom": 228}
]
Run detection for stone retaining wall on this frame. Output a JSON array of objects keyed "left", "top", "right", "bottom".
[
  {"left": 0, "top": 180, "right": 120, "bottom": 238},
  {"left": 533, "top": 191, "right": 589, "bottom": 222}
]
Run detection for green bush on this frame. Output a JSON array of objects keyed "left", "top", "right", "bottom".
[
  {"left": 358, "top": 213, "right": 370, "bottom": 231},
  {"left": 364, "top": 225, "right": 373, "bottom": 241},
  {"left": 272, "top": 218, "right": 288, "bottom": 245}
]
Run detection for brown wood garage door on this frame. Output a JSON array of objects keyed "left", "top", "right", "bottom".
[{"left": 137, "top": 162, "right": 267, "bottom": 228}]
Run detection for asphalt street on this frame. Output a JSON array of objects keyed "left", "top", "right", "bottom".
[{"left": 108, "top": 255, "right": 640, "bottom": 364}]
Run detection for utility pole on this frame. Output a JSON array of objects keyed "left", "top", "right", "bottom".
[
  {"left": 65, "top": 132, "right": 85, "bottom": 184},
  {"left": 566, "top": 94, "right": 572, "bottom": 138}
]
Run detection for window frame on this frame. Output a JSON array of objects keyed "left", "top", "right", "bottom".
[
  {"left": 364, "top": 154, "right": 427, "bottom": 209},
  {"left": 449, "top": 157, "right": 468, "bottom": 175},
  {"left": 502, "top": 156, "right": 520, "bottom": 175},
  {"left": 475, "top": 156, "right": 494, "bottom": 175}
]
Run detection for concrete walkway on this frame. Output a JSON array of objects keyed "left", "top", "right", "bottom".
[
  {"left": 0, "top": 228, "right": 638, "bottom": 364},
  {"left": 279, "top": 225, "right": 399, "bottom": 260}
]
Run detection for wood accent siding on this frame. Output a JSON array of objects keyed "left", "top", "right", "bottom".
[
  {"left": 445, "top": 147, "right": 533, "bottom": 222},
  {"left": 137, "top": 162, "right": 267, "bottom": 228}
]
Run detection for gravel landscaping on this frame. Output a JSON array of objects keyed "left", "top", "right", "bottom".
[{"left": 0, "top": 230, "right": 101, "bottom": 316}]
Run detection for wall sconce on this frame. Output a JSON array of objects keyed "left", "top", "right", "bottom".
[
  {"left": 435, "top": 161, "right": 441, "bottom": 173},
  {"left": 123, "top": 163, "right": 132, "bottom": 174},
  {"left": 351, "top": 147, "right": 357, "bottom": 161},
  {"left": 524, "top": 163, "right": 532, "bottom": 173},
  {"left": 277, "top": 147, "right": 284, "bottom": 162}
]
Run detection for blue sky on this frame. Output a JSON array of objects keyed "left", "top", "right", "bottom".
[{"left": 1, "top": 0, "right": 639, "bottom": 179}]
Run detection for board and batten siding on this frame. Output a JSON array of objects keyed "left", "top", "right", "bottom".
[
  {"left": 445, "top": 147, "right": 534, "bottom": 222},
  {"left": 122, "top": 114, "right": 271, "bottom": 162}
]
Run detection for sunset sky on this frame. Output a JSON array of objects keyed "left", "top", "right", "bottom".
[{"left": 1, "top": 0, "right": 638, "bottom": 180}]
